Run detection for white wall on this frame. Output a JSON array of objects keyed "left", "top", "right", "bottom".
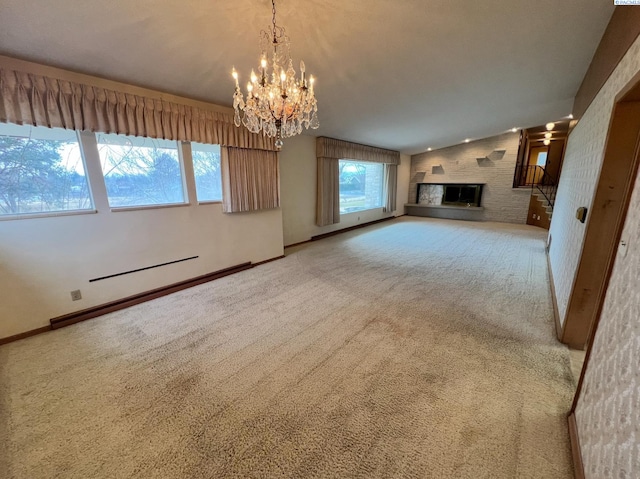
[
  {"left": 547, "top": 35, "right": 640, "bottom": 478},
  {"left": 409, "top": 132, "right": 530, "bottom": 224},
  {"left": 0, "top": 139, "right": 284, "bottom": 340},
  {"left": 279, "top": 135, "right": 410, "bottom": 246}
]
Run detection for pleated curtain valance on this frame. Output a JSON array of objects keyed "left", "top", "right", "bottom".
[
  {"left": 316, "top": 136, "right": 400, "bottom": 165},
  {"left": 0, "top": 65, "right": 276, "bottom": 151}
]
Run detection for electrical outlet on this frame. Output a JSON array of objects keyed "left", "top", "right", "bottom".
[{"left": 70, "top": 290, "right": 82, "bottom": 301}]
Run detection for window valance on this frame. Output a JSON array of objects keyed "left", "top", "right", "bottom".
[
  {"left": 0, "top": 58, "right": 275, "bottom": 151},
  {"left": 316, "top": 136, "right": 400, "bottom": 165}
]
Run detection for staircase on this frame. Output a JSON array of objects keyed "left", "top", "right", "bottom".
[{"left": 523, "top": 166, "right": 558, "bottom": 230}]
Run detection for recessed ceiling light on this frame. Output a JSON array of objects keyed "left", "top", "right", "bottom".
[
  {"left": 545, "top": 122, "right": 555, "bottom": 131},
  {"left": 464, "top": 139, "right": 471, "bottom": 143},
  {"left": 568, "top": 113, "right": 574, "bottom": 119},
  {"left": 511, "top": 127, "right": 518, "bottom": 133},
  {"left": 427, "top": 147, "right": 432, "bottom": 151}
]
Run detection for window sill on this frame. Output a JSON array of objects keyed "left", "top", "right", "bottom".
[
  {"left": 110, "top": 202, "right": 190, "bottom": 213},
  {"left": 339, "top": 206, "right": 384, "bottom": 216},
  {"left": 0, "top": 209, "right": 98, "bottom": 221},
  {"left": 198, "top": 200, "right": 223, "bottom": 205}
]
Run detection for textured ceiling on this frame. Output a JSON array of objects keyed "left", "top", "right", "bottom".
[{"left": 0, "top": 0, "right": 613, "bottom": 154}]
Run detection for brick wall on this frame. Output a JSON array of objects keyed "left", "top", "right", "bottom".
[{"left": 409, "top": 132, "right": 530, "bottom": 223}]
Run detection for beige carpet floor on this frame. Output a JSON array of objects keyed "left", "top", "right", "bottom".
[{"left": 0, "top": 217, "right": 576, "bottom": 478}]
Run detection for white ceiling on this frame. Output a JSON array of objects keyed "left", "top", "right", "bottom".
[{"left": 0, "top": 0, "right": 613, "bottom": 154}]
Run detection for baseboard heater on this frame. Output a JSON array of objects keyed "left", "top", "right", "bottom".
[
  {"left": 50, "top": 262, "right": 252, "bottom": 330},
  {"left": 89, "top": 256, "right": 199, "bottom": 282}
]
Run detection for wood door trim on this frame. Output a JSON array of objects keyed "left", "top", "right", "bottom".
[
  {"left": 546, "top": 252, "right": 562, "bottom": 339},
  {"left": 568, "top": 413, "right": 586, "bottom": 479},
  {"left": 573, "top": 7, "right": 640, "bottom": 119},
  {"left": 561, "top": 100, "right": 640, "bottom": 348}
]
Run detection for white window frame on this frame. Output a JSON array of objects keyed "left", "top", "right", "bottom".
[{"left": 0, "top": 124, "right": 97, "bottom": 221}]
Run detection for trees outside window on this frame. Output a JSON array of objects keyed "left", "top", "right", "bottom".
[
  {"left": 0, "top": 124, "right": 92, "bottom": 216},
  {"left": 338, "top": 159, "right": 383, "bottom": 214},
  {"left": 97, "top": 134, "right": 185, "bottom": 207},
  {"left": 191, "top": 143, "right": 222, "bottom": 202}
]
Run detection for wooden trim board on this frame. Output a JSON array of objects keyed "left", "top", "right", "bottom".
[
  {"left": 568, "top": 413, "right": 585, "bottom": 479},
  {"left": 310, "top": 215, "right": 397, "bottom": 241},
  {"left": 0, "top": 326, "right": 52, "bottom": 346},
  {"left": 546, "top": 252, "right": 563, "bottom": 341},
  {"left": 284, "top": 239, "right": 313, "bottom": 249},
  {"left": 287, "top": 215, "right": 404, "bottom": 248},
  {"left": 50, "top": 262, "right": 253, "bottom": 329},
  {"left": 0, "top": 259, "right": 283, "bottom": 346},
  {"left": 252, "top": 255, "right": 285, "bottom": 267},
  {"left": 573, "top": 7, "right": 640, "bottom": 119}
]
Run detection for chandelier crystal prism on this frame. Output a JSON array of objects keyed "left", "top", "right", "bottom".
[{"left": 231, "top": 0, "right": 319, "bottom": 149}]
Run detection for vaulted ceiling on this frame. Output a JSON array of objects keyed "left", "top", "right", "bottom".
[{"left": 0, "top": 0, "right": 613, "bottom": 154}]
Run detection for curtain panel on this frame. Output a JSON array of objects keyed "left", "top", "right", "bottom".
[
  {"left": 316, "top": 157, "right": 340, "bottom": 226},
  {"left": 384, "top": 164, "right": 397, "bottom": 213},
  {"left": 315, "top": 136, "right": 400, "bottom": 226},
  {"left": 0, "top": 67, "right": 275, "bottom": 151},
  {"left": 221, "top": 147, "right": 280, "bottom": 213},
  {"left": 316, "top": 136, "right": 400, "bottom": 165}
]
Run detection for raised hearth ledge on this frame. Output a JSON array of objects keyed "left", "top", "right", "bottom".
[{"left": 405, "top": 203, "right": 484, "bottom": 211}]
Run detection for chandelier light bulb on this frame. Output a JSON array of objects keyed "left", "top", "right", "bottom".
[
  {"left": 545, "top": 122, "right": 555, "bottom": 131},
  {"left": 543, "top": 139, "right": 551, "bottom": 146},
  {"left": 544, "top": 132, "right": 552, "bottom": 139}
]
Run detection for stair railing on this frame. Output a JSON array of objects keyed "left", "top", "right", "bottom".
[{"left": 530, "top": 165, "right": 558, "bottom": 211}]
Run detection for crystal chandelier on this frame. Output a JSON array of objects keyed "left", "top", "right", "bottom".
[{"left": 231, "top": 0, "right": 319, "bottom": 149}]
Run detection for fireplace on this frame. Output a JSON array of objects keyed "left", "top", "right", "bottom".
[{"left": 417, "top": 183, "right": 483, "bottom": 207}]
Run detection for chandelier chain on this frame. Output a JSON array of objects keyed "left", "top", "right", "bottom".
[{"left": 272, "top": 0, "right": 277, "bottom": 42}]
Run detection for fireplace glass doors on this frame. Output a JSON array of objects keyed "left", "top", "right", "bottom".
[{"left": 417, "top": 183, "right": 483, "bottom": 207}]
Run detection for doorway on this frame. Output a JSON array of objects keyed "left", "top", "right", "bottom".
[
  {"left": 561, "top": 73, "right": 640, "bottom": 350},
  {"left": 565, "top": 70, "right": 640, "bottom": 478}
]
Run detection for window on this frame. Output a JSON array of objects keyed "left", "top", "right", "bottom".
[
  {"left": 536, "top": 151, "right": 548, "bottom": 166},
  {"left": 191, "top": 142, "right": 222, "bottom": 202},
  {"left": 97, "top": 133, "right": 185, "bottom": 208},
  {"left": 338, "top": 159, "right": 384, "bottom": 214},
  {"left": 0, "top": 123, "right": 93, "bottom": 217}
]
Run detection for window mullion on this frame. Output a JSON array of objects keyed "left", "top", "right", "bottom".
[
  {"left": 77, "top": 131, "right": 110, "bottom": 212},
  {"left": 180, "top": 141, "right": 197, "bottom": 205}
]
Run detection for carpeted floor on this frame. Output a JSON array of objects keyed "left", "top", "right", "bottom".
[{"left": 0, "top": 217, "right": 576, "bottom": 478}]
